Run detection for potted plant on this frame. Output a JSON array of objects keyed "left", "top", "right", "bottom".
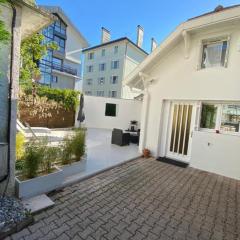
[
  {"left": 60, "top": 129, "right": 87, "bottom": 178},
  {"left": 15, "top": 139, "right": 64, "bottom": 199},
  {"left": 143, "top": 148, "right": 151, "bottom": 158}
]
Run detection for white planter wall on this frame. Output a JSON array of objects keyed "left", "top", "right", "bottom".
[
  {"left": 83, "top": 96, "right": 142, "bottom": 130},
  {"left": 16, "top": 167, "right": 64, "bottom": 199}
]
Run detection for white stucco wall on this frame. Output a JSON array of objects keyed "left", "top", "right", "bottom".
[
  {"left": 135, "top": 23, "right": 240, "bottom": 179},
  {"left": 84, "top": 96, "right": 142, "bottom": 130},
  {"left": 191, "top": 131, "right": 240, "bottom": 180}
]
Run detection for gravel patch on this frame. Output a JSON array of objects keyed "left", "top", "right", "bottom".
[{"left": 0, "top": 196, "right": 28, "bottom": 231}]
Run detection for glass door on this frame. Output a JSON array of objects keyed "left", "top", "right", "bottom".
[{"left": 167, "top": 102, "right": 195, "bottom": 162}]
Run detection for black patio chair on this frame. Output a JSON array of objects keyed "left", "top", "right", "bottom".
[{"left": 111, "top": 129, "right": 130, "bottom": 146}]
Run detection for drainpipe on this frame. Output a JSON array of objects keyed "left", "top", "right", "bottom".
[
  {"left": 138, "top": 74, "right": 151, "bottom": 152},
  {"left": 0, "top": 1, "right": 16, "bottom": 190}
]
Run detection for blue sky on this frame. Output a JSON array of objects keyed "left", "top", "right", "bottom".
[{"left": 36, "top": 0, "right": 240, "bottom": 52}]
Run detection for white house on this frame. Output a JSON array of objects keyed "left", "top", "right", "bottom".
[
  {"left": 124, "top": 5, "right": 240, "bottom": 180},
  {"left": 82, "top": 26, "right": 148, "bottom": 99},
  {"left": 38, "top": 6, "right": 89, "bottom": 91}
]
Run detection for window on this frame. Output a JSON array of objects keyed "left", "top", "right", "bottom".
[
  {"left": 97, "top": 91, "right": 104, "bottom": 97},
  {"left": 110, "top": 76, "right": 118, "bottom": 84},
  {"left": 99, "top": 63, "right": 106, "bottom": 71},
  {"left": 201, "top": 40, "right": 228, "bottom": 69},
  {"left": 39, "top": 72, "right": 51, "bottom": 85},
  {"left": 86, "top": 79, "right": 93, "bottom": 85},
  {"left": 114, "top": 46, "right": 118, "bottom": 54},
  {"left": 102, "top": 49, "right": 106, "bottom": 57},
  {"left": 200, "top": 104, "right": 218, "bottom": 129},
  {"left": 98, "top": 77, "right": 105, "bottom": 85},
  {"left": 111, "top": 60, "right": 119, "bottom": 69},
  {"left": 54, "top": 35, "right": 65, "bottom": 53},
  {"left": 86, "top": 65, "right": 93, "bottom": 73},
  {"left": 85, "top": 91, "right": 92, "bottom": 96},
  {"left": 54, "top": 19, "right": 66, "bottom": 35},
  {"left": 52, "top": 57, "right": 62, "bottom": 66},
  {"left": 109, "top": 91, "right": 117, "bottom": 98},
  {"left": 105, "top": 103, "right": 117, "bottom": 117},
  {"left": 221, "top": 105, "right": 240, "bottom": 133},
  {"left": 42, "top": 25, "right": 54, "bottom": 40},
  {"left": 52, "top": 76, "right": 58, "bottom": 83},
  {"left": 88, "top": 52, "right": 94, "bottom": 60}
]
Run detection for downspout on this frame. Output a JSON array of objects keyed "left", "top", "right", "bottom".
[
  {"left": 121, "top": 41, "right": 128, "bottom": 98},
  {"left": 0, "top": 1, "right": 16, "bottom": 186},
  {"left": 139, "top": 84, "right": 150, "bottom": 151}
]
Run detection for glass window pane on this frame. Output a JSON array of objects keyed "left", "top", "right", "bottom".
[
  {"left": 53, "top": 57, "right": 62, "bottom": 66},
  {"left": 221, "top": 105, "right": 240, "bottom": 132},
  {"left": 201, "top": 41, "right": 227, "bottom": 69},
  {"left": 200, "top": 104, "right": 218, "bottom": 129}
]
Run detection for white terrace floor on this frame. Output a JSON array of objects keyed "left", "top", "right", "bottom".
[{"left": 61, "top": 128, "right": 141, "bottom": 186}]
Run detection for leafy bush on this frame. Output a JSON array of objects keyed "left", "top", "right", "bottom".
[
  {"left": 21, "top": 138, "right": 60, "bottom": 179},
  {"left": 71, "top": 129, "right": 86, "bottom": 160},
  {"left": 23, "top": 85, "right": 80, "bottom": 111},
  {"left": 42, "top": 146, "right": 60, "bottom": 174},
  {"left": 16, "top": 132, "right": 25, "bottom": 160},
  {"left": 61, "top": 136, "right": 74, "bottom": 165},
  {"left": 16, "top": 159, "right": 24, "bottom": 171},
  {"left": 23, "top": 142, "right": 44, "bottom": 179},
  {"left": 61, "top": 129, "right": 86, "bottom": 165}
]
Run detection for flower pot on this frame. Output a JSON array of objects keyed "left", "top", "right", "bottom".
[
  {"left": 15, "top": 166, "right": 64, "bottom": 199},
  {"left": 61, "top": 158, "right": 87, "bottom": 179},
  {"left": 143, "top": 148, "right": 150, "bottom": 158}
]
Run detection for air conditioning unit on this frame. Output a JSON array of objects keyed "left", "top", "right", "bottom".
[{"left": 0, "top": 143, "right": 8, "bottom": 178}]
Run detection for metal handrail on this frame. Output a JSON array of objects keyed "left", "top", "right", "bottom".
[{"left": 52, "top": 62, "right": 77, "bottom": 76}]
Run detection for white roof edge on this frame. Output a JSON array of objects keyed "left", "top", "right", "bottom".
[
  {"left": 39, "top": 5, "right": 89, "bottom": 48},
  {"left": 123, "top": 5, "right": 240, "bottom": 86}
]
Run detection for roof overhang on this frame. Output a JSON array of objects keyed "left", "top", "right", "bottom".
[
  {"left": 82, "top": 37, "right": 148, "bottom": 55},
  {"left": 13, "top": 0, "right": 55, "bottom": 40},
  {"left": 123, "top": 5, "right": 240, "bottom": 89}
]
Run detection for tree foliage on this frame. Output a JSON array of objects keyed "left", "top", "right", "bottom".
[
  {"left": 20, "top": 33, "right": 57, "bottom": 86},
  {"left": 0, "top": 0, "right": 10, "bottom": 45}
]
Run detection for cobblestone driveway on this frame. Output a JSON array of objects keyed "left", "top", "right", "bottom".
[{"left": 8, "top": 158, "right": 240, "bottom": 240}]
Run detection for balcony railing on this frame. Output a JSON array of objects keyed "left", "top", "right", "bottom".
[{"left": 52, "top": 62, "right": 78, "bottom": 76}]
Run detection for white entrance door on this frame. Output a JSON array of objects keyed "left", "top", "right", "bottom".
[{"left": 166, "top": 102, "right": 196, "bottom": 162}]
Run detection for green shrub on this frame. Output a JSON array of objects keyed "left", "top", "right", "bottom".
[
  {"left": 61, "top": 136, "right": 74, "bottom": 165},
  {"left": 16, "top": 159, "right": 24, "bottom": 171},
  {"left": 71, "top": 129, "right": 86, "bottom": 161},
  {"left": 42, "top": 146, "right": 60, "bottom": 174},
  {"left": 23, "top": 142, "right": 44, "bottom": 179},
  {"left": 61, "top": 129, "right": 86, "bottom": 165},
  {"left": 16, "top": 132, "right": 25, "bottom": 161},
  {"left": 24, "top": 85, "right": 80, "bottom": 110}
]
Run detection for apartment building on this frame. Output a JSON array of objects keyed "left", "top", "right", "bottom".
[
  {"left": 38, "top": 6, "right": 89, "bottom": 90},
  {"left": 82, "top": 26, "right": 149, "bottom": 99}
]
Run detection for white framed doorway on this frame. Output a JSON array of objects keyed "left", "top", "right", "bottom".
[{"left": 166, "top": 101, "right": 196, "bottom": 163}]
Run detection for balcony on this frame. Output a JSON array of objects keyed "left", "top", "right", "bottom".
[{"left": 52, "top": 62, "right": 78, "bottom": 76}]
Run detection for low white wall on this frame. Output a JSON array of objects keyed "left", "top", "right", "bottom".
[
  {"left": 191, "top": 131, "right": 240, "bottom": 180},
  {"left": 83, "top": 96, "right": 142, "bottom": 130}
]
